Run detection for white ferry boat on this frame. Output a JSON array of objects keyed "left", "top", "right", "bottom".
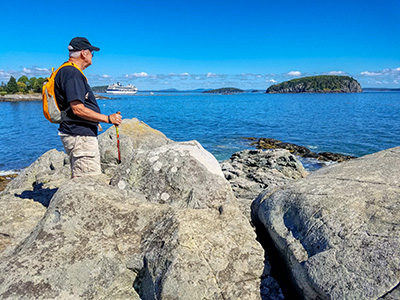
[{"left": 106, "top": 82, "right": 138, "bottom": 95}]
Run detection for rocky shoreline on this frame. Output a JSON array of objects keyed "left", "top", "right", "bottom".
[
  {"left": 248, "top": 137, "right": 357, "bottom": 162},
  {"left": 0, "top": 94, "right": 42, "bottom": 102},
  {"left": 0, "top": 119, "right": 399, "bottom": 299},
  {"left": 0, "top": 93, "right": 109, "bottom": 102},
  {"left": 0, "top": 137, "right": 350, "bottom": 193}
]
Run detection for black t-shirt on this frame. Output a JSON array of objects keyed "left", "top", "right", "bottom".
[{"left": 55, "top": 65, "right": 100, "bottom": 136}]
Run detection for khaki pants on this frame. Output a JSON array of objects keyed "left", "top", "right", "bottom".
[{"left": 59, "top": 133, "right": 101, "bottom": 178}]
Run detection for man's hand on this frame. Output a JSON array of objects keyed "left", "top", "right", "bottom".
[{"left": 109, "top": 113, "right": 122, "bottom": 126}]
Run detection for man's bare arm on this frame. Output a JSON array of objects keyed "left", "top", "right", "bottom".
[{"left": 70, "top": 100, "right": 122, "bottom": 125}]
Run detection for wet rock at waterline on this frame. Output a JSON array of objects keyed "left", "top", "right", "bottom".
[
  {"left": 253, "top": 137, "right": 357, "bottom": 162},
  {"left": 221, "top": 149, "right": 308, "bottom": 219}
]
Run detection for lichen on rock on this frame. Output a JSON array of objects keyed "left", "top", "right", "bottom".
[{"left": 0, "top": 118, "right": 266, "bottom": 300}]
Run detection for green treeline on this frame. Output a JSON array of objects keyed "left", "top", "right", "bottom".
[
  {"left": 266, "top": 75, "right": 362, "bottom": 93},
  {"left": 203, "top": 87, "right": 245, "bottom": 94},
  {"left": 0, "top": 76, "right": 46, "bottom": 95}
]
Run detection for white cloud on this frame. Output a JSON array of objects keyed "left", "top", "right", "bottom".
[
  {"left": 287, "top": 71, "right": 301, "bottom": 76},
  {"left": 241, "top": 73, "right": 262, "bottom": 78},
  {"left": 180, "top": 73, "right": 190, "bottom": 76},
  {"left": 327, "top": 71, "right": 346, "bottom": 75},
  {"left": 126, "top": 72, "right": 150, "bottom": 78},
  {"left": 101, "top": 74, "right": 110, "bottom": 78},
  {"left": 135, "top": 72, "right": 150, "bottom": 77},
  {"left": 360, "top": 67, "right": 400, "bottom": 77},
  {"left": 0, "top": 67, "right": 51, "bottom": 81},
  {"left": 361, "top": 71, "right": 381, "bottom": 76},
  {"left": 266, "top": 79, "right": 277, "bottom": 83},
  {"left": 21, "top": 67, "right": 50, "bottom": 76},
  {"left": 0, "top": 71, "right": 12, "bottom": 82},
  {"left": 206, "top": 72, "right": 218, "bottom": 78},
  {"left": 35, "top": 68, "right": 49, "bottom": 72}
]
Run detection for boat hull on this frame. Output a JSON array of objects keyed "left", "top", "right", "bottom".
[{"left": 106, "top": 90, "right": 138, "bottom": 95}]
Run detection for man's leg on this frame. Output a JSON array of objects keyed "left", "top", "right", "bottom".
[{"left": 60, "top": 134, "right": 101, "bottom": 178}]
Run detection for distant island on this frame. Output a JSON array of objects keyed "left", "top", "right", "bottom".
[
  {"left": 266, "top": 75, "right": 362, "bottom": 94},
  {"left": 203, "top": 87, "right": 245, "bottom": 94}
]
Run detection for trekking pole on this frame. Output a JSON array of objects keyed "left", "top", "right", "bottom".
[{"left": 116, "top": 111, "right": 121, "bottom": 164}]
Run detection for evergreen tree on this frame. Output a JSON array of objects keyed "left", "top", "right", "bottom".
[{"left": 6, "top": 76, "right": 19, "bottom": 94}]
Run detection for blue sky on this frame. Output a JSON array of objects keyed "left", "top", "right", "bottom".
[{"left": 1, "top": 0, "right": 399, "bottom": 90}]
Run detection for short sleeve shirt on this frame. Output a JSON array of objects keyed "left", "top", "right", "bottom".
[{"left": 55, "top": 65, "right": 100, "bottom": 136}]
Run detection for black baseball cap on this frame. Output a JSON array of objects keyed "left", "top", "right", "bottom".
[{"left": 68, "top": 37, "right": 100, "bottom": 52}]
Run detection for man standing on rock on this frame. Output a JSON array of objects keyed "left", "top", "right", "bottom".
[{"left": 56, "top": 37, "right": 122, "bottom": 178}]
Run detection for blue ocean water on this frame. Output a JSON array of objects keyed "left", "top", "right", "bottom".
[{"left": 0, "top": 92, "right": 399, "bottom": 173}]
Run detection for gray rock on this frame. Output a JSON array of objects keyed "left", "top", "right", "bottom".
[
  {"left": 98, "top": 118, "right": 172, "bottom": 176},
  {"left": 0, "top": 177, "right": 263, "bottom": 299},
  {"left": 380, "top": 286, "right": 400, "bottom": 300},
  {"left": 0, "top": 118, "right": 265, "bottom": 299},
  {"left": 0, "top": 149, "right": 70, "bottom": 255},
  {"left": 221, "top": 149, "right": 308, "bottom": 219},
  {"left": 2, "top": 149, "right": 70, "bottom": 194},
  {"left": 111, "top": 140, "right": 236, "bottom": 209},
  {"left": 253, "top": 138, "right": 356, "bottom": 162},
  {"left": 253, "top": 146, "right": 400, "bottom": 299}
]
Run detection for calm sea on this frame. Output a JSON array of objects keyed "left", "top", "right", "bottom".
[{"left": 0, "top": 92, "right": 399, "bottom": 174}]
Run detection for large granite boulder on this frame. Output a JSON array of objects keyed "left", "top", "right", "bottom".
[
  {"left": 253, "top": 146, "right": 400, "bottom": 299},
  {"left": 0, "top": 118, "right": 265, "bottom": 299},
  {"left": 111, "top": 140, "right": 235, "bottom": 209},
  {"left": 0, "top": 177, "right": 263, "bottom": 299},
  {"left": 98, "top": 118, "right": 172, "bottom": 176}
]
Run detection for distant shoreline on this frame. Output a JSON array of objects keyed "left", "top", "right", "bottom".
[
  {"left": 362, "top": 88, "right": 400, "bottom": 92},
  {"left": 0, "top": 94, "right": 41, "bottom": 102},
  {"left": 0, "top": 93, "right": 109, "bottom": 102},
  {"left": 0, "top": 89, "right": 399, "bottom": 103}
]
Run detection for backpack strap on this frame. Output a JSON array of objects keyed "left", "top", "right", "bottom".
[
  {"left": 56, "top": 62, "right": 87, "bottom": 81},
  {"left": 56, "top": 62, "right": 97, "bottom": 125}
]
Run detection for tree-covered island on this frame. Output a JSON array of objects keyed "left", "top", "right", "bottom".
[
  {"left": 203, "top": 87, "right": 245, "bottom": 94},
  {"left": 266, "top": 75, "right": 362, "bottom": 93}
]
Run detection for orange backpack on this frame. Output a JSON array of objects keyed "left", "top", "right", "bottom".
[{"left": 42, "top": 62, "right": 86, "bottom": 123}]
